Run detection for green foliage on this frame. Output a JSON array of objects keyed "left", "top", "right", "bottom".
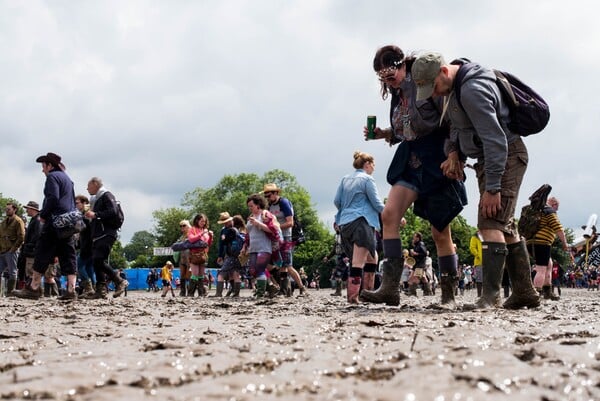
[
  {"left": 109, "top": 240, "right": 127, "bottom": 269},
  {"left": 551, "top": 227, "right": 575, "bottom": 267},
  {"left": 0, "top": 194, "right": 25, "bottom": 219},
  {"left": 123, "top": 230, "right": 157, "bottom": 261},
  {"left": 152, "top": 207, "right": 191, "bottom": 246},
  {"left": 150, "top": 170, "right": 331, "bottom": 266},
  {"left": 398, "top": 207, "right": 476, "bottom": 268}
]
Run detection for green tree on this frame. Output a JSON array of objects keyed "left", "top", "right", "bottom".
[
  {"left": 152, "top": 207, "right": 191, "bottom": 247},
  {"left": 398, "top": 207, "right": 475, "bottom": 269},
  {"left": 123, "top": 230, "right": 157, "bottom": 261},
  {"left": 0, "top": 195, "right": 25, "bottom": 219},
  {"left": 109, "top": 240, "right": 127, "bottom": 270},
  {"left": 150, "top": 170, "right": 331, "bottom": 265}
]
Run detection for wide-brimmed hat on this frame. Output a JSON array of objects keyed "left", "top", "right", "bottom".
[
  {"left": 35, "top": 152, "right": 62, "bottom": 166},
  {"left": 262, "top": 183, "right": 281, "bottom": 194},
  {"left": 24, "top": 201, "right": 40, "bottom": 211},
  {"left": 217, "top": 212, "right": 233, "bottom": 224},
  {"left": 166, "top": 261, "right": 173, "bottom": 266},
  {"left": 405, "top": 257, "right": 416, "bottom": 267}
]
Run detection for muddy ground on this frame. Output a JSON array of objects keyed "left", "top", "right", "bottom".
[{"left": 1, "top": 287, "right": 600, "bottom": 401}]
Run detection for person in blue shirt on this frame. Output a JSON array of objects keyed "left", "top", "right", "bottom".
[{"left": 334, "top": 151, "right": 385, "bottom": 304}]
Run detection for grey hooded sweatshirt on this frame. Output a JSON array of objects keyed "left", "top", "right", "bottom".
[{"left": 446, "top": 63, "right": 522, "bottom": 191}]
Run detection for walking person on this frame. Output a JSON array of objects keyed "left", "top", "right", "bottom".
[
  {"left": 19, "top": 201, "right": 42, "bottom": 289},
  {"left": 177, "top": 220, "right": 192, "bottom": 296},
  {"left": 241, "top": 194, "right": 279, "bottom": 298},
  {"left": 0, "top": 202, "right": 25, "bottom": 296},
  {"left": 263, "top": 183, "right": 308, "bottom": 296},
  {"left": 412, "top": 52, "right": 540, "bottom": 309},
  {"left": 334, "top": 151, "right": 385, "bottom": 304},
  {"left": 160, "top": 261, "right": 176, "bottom": 298},
  {"left": 406, "top": 232, "right": 431, "bottom": 296},
  {"left": 360, "top": 45, "right": 466, "bottom": 308},
  {"left": 528, "top": 196, "right": 570, "bottom": 300},
  {"left": 81, "top": 177, "right": 128, "bottom": 299},
  {"left": 215, "top": 212, "right": 243, "bottom": 298},
  {"left": 470, "top": 230, "right": 484, "bottom": 297},
  {"left": 75, "top": 195, "right": 95, "bottom": 297},
  {"left": 187, "top": 213, "right": 213, "bottom": 297},
  {"left": 14, "top": 153, "right": 78, "bottom": 300}
]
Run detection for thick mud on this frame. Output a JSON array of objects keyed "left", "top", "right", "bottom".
[{"left": 1, "top": 288, "right": 599, "bottom": 400}]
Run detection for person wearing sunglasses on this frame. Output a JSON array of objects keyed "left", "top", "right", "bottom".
[{"left": 360, "top": 45, "right": 466, "bottom": 309}]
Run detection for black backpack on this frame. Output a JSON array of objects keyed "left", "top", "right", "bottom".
[
  {"left": 103, "top": 192, "right": 124, "bottom": 230},
  {"left": 453, "top": 61, "right": 550, "bottom": 136},
  {"left": 292, "top": 214, "right": 306, "bottom": 245},
  {"left": 518, "top": 184, "right": 552, "bottom": 240},
  {"left": 229, "top": 229, "right": 245, "bottom": 257}
]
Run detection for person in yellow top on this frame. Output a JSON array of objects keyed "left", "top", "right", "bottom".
[
  {"left": 528, "top": 196, "right": 569, "bottom": 300},
  {"left": 469, "top": 230, "right": 483, "bottom": 297},
  {"left": 161, "top": 261, "right": 175, "bottom": 298}
]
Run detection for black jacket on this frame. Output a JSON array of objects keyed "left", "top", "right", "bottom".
[
  {"left": 22, "top": 215, "right": 43, "bottom": 257},
  {"left": 90, "top": 191, "right": 119, "bottom": 239}
]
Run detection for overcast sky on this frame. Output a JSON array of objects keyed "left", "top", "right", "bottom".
[{"left": 1, "top": 0, "right": 598, "bottom": 245}]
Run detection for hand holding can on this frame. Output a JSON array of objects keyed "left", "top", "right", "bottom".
[{"left": 367, "top": 115, "right": 376, "bottom": 140}]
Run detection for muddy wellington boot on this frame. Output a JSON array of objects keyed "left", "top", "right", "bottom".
[
  {"left": 347, "top": 276, "right": 362, "bottom": 304},
  {"left": 440, "top": 275, "right": 458, "bottom": 308},
  {"left": 280, "top": 276, "right": 291, "bottom": 297},
  {"left": 232, "top": 282, "right": 241, "bottom": 298},
  {"left": 407, "top": 283, "right": 418, "bottom": 297},
  {"left": 542, "top": 285, "right": 560, "bottom": 301},
  {"left": 464, "top": 242, "right": 506, "bottom": 310},
  {"left": 44, "top": 283, "right": 52, "bottom": 297},
  {"left": 211, "top": 281, "right": 224, "bottom": 297},
  {"left": 81, "top": 280, "right": 95, "bottom": 297},
  {"left": 179, "top": 279, "right": 187, "bottom": 297},
  {"left": 503, "top": 241, "right": 541, "bottom": 309},
  {"left": 187, "top": 280, "right": 197, "bottom": 297},
  {"left": 423, "top": 283, "right": 433, "bottom": 296},
  {"left": 225, "top": 281, "right": 234, "bottom": 297},
  {"left": 255, "top": 280, "right": 267, "bottom": 298},
  {"left": 7, "top": 279, "right": 17, "bottom": 297},
  {"left": 360, "top": 258, "right": 402, "bottom": 306},
  {"left": 331, "top": 280, "right": 342, "bottom": 297},
  {"left": 82, "top": 282, "right": 108, "bottom": 299}
]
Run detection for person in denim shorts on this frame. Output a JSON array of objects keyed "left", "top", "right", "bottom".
[{"left": 360, "top": 45, "right": 467, "bottom": 309}]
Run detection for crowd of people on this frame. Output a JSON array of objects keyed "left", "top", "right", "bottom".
[
  {"left": 0, "top": 153, "right": 128, "bottom": 301},
  {"left": 1, "top": 47, "right": 597, "bottom": 310}
]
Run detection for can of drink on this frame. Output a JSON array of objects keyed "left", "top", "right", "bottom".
[{"left": 367, "top": 115, "right": 376, "bottom": 140}]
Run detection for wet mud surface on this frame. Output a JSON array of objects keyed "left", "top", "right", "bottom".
[{"left": 1, "top": 288, "right": 600, "bottom": 400}]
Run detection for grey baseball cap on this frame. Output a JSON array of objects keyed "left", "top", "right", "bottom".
[{"left": 412, "top": 52, "right": 446, "bottom": 101}]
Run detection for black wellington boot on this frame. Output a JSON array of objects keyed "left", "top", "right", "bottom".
[
  {"left": 464, "top": 242, "right": 506, "bottom": 310},
  {"left": 503, "top": 240, "right": 541, "bottom": 309},
  {"left": 360, "top": 258, "right": 402, "bottom": 306}
]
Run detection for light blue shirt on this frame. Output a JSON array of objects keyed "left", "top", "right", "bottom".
[{"left": 334, "top": 169, "right": 384, "bottom": 230}]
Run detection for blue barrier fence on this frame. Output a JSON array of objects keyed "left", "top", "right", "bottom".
[{"left": 67, "top": 268, "right": 219, "bottom": 291}]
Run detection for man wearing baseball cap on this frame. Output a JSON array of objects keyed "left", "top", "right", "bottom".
[{"left": 412, "top": 52, "right": 539, "bottom": 310}]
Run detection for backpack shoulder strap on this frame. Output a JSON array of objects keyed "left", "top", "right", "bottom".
[
  {"left": 452, "top": 62, "right": 477, "bottom": 111},
  {"left": 492, "top": 70, "right": 517, "bottom": 107}
]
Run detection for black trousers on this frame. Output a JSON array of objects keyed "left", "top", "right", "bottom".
[{"left": 92, "top": 235, "right": 119, "bottom": 284}]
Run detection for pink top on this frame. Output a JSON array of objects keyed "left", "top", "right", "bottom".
[{"left": 188, "top": 227, "right": 213, "bottom": 247}]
